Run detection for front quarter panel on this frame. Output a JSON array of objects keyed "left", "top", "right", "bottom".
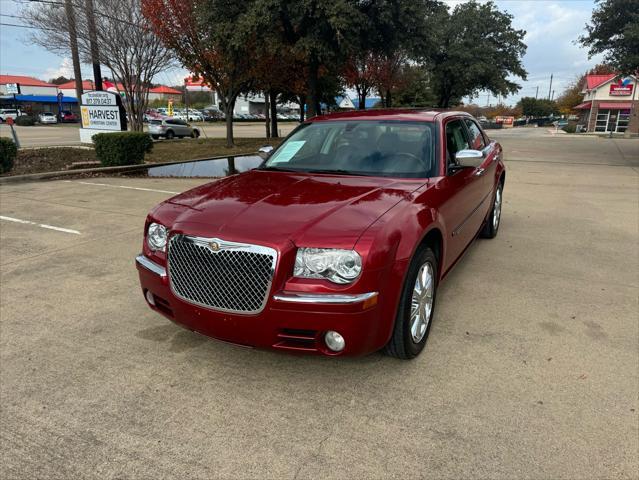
[{"left": 354, "top": 180, "right": 447, "bottom": 348}]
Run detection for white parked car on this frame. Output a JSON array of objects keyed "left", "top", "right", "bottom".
[
  {"left": 0, "top": 109, "right": 24, "bottom": 122},
  {"left": 187, "top": 112, "right": 204, "bottom": 122},
  {"left": 38, "top": 112, "right": 58, "bottom": 124}
]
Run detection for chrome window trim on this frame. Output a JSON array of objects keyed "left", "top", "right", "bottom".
[
  {"left": 167, "top": 234, "right": 278, "bottom": 315},
  {"left": 135, "top": 254, "right": 167, "bottom": 278},
  {"left": 273, "top": 291, "right": 378, "bottom": 305}
]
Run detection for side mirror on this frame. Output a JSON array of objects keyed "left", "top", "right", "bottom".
[
  {"left": 455, "top": 149, "right": 484, "bottom": 168},
  {"left": 258, "top": 145, "right": 274, "bottom": 160}
]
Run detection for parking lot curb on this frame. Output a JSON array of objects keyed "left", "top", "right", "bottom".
[{"left": 0, "top": 152, "right": 259, "bottom": 184}]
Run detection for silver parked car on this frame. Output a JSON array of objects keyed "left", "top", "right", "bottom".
[
  {"left": 148, "top": 118, "right": 200, "bottom": 140},
  {"left": 38, "top": 112, "right": 58, "bottom": 124}
]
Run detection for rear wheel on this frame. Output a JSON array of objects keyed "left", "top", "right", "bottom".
[
  {"left": 480, "top": 182, "right": 503, "bottom": 239},
  {"left": 165, "top": 130, "right": 174, "bottom": 140},
  {"left": 151, "top": 134, "right": 159, "bottom": 140},
  {"left": 385, "top": 247, "right": 438, "bottom": 360}
]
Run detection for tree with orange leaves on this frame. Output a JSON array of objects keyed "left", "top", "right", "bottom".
[{"left": 142, "top": 0, "right": 257, "bottom": 147}]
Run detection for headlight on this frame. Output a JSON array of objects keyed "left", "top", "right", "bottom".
[
  {"left": 294, "top": 248, "right": 362, "bottom": 284},
  {"left": 147, "top": 222, "right": 167, "bottom": 251}
]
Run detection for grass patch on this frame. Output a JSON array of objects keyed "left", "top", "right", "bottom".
[
  {"left": 1, "top": 137, "right": 284, "bottom": 176},
  {"left": 5, "top": 147, "right": 97, "bottom": 176},
  {"left": 146, "top": 137, "right": 283, "bottom": 163}
]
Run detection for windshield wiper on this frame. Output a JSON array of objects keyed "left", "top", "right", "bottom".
[
  {"left": 258, "top": 166, "right": 299, "bottom": 172},
  {"left": 308, "top": 169, "right": 368, "bottom": 176}
]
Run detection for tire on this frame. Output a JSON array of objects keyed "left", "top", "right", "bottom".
[
  {"left": 192, "top": 129, "right": 200, "bottom": 138},
  {"left": 480, "top": 181, "right": 503, "bottom": 239},
  {"left": 165, "top": 130, "right": 174, "bottom": 140},
  {"left": 151, "top": 134, "right": 159, "bottom": 140},
  {"left": 385, "top": 247, "right": 438, "bottom": 360}
]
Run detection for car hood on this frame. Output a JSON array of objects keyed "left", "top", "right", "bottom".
[{"left": 164, "top": 170, "right": 426, "bottom": 249}]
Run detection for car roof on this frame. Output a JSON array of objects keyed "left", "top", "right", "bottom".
[{"left": 309, "top": 108, "right": 473, "bottom": 123}]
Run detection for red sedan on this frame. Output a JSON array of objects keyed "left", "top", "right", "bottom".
[{"left": 136, "top": 109, "right": 505, "bottom": 359}]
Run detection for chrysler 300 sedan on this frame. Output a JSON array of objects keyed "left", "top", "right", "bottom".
[{"left": 136, "top": 109, "right": 505, "bottom": 359}]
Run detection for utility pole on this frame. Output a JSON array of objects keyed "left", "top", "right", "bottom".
[
  {"left": 486, "top": 93, "right": 490, "bottom": 107},
  {"left": 551, "top": 90, "right": 555, "bottom": 101},
  {"left": 535, "top": 86, "right": 539, "bottom": 99},
  {"left": 65, "top": 0, "right": 84, "bottom": 101},
  {"left": 85, "top": 0, "right": 102, "bottom": 91},
  {"left": 548, "top": 73, "right": 553, "bottom": 100}
]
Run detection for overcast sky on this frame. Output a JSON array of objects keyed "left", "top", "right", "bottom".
[{"left": 0, "top": 0, "right": 601, "bottom": 105}]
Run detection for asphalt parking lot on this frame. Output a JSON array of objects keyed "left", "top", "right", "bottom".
[{"left": 1, "top": 128, "right": 637, "bottom": 478}]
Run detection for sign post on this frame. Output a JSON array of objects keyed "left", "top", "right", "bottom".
[
  {"left": 79, "top": 91, "right": 127, "bottom": 143},
  {"left": 6, "top": 117, "right": 20, "bottom": 148}
]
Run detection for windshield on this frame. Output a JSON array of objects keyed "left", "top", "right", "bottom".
[{"left": 263, "top": 120, "right": 438, "bottom": 178}]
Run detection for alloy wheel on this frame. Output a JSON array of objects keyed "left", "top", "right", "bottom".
[
  {"left": 493, "top": 187, "right": 502, "bottom": 229},
  {"left": 410, "top": 261, "right": 434, "bottom": 343}
]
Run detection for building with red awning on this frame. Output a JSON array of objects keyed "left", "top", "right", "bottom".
[{"left": 578, "top": 74, "right": 638, "bottom": 134}]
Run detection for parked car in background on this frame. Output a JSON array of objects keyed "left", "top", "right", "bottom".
[
  {"left": 148, "top": 118, "right": 200, "bottom": 139},
  {"left": 136, "top": 110, "right": 505, "bottom": 359},
  {"left": 187, "top": 112, "right": 204, "bottom": 122},
  {"left": 59, "top": 110, "right": 79, "bottom": 123},
  {"left": 38, "top": 112, "right": 58, "bottom": 124},
  {"left": 0, "top": 109, "right": 24, "bottom": 122},
  {"left": 203, "top": 110, "right": 225, "bottom": 121}
]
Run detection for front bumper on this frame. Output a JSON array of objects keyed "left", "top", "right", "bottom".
[{"left": 135, "top": 254, "right": 385, "bottom": 356}]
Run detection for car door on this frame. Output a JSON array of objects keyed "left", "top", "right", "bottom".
[
  {"left": 438, "top": 118, "right": 490, "bottom": 270},
  {"left": 177, "top": 119, "right": 190, "bottom": 136},
  {"left": 464, "top": 118, "right": 499, "bottom": 217}
]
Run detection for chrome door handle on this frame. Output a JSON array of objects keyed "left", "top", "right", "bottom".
[{"left": 474, "top": 168, "right": 485, "bottom": 176}]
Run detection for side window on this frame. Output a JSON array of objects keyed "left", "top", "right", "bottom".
[
  {"left": 445, "top": 120, "right": 470, "bottom": 164},
  {"left": 464, "top": 119, "right": 485, "bottom": 150}
]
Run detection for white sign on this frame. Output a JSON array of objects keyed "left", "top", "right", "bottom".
[
  {"left": 81, "top": 91, "right": 118, "bottom": 106},
  {"left": 80, "top": 105, "right": 122, "bottom": 130},
  {"left": 6, "top": 83, "right": 19, "bottom": 94}
]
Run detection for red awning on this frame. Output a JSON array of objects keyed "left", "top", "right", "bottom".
[
  {"left": 574, "top": 102, "right": 592, "bottom": 110},
  {"left": 598, "top": 102, "right": 633, "bottom": 109}
]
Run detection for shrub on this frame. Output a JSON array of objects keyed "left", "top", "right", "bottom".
[
  {"left": 562, "top": 124, "right": 577, "bottom": 134},
  {"left": 93, "top": 132, "right": 153, "bottom": 167},
  {"left": 0, "top": 137, "right": 18, "bottom": 173},
  {"left": 15, "top": 115, "right": 35, "bottom": 126}
]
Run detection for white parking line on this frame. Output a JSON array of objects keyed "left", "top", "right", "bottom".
[
  {"left": 0, "top": 215, "right": 81, "bottom": 235},
  {"left": 65, "top": 181, "right": 179, "bottom": 195}
]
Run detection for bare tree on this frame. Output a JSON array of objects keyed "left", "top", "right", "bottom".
[{"left": 23, "top": 0, "right": 174, "bottom": 131}]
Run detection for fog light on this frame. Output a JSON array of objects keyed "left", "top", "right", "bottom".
[
  {"left": 145, "top": 290, "right": 155, "bottom": 306},
  {"left": 324, "top": 331, "right": 345, "bottom": 352}
]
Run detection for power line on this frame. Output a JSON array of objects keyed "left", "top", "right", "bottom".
[
  {"left": 0, "top": 21, "right": 57, "bottom": 31},
  {"left": 21, "top": 0, "right": 141, "bottom": 28}
]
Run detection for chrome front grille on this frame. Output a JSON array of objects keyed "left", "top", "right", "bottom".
[{"left": 167, "top": 235, "right": 277, "bottom": 314}]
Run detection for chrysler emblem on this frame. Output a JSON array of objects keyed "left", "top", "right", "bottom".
[{"left": 209, "top": 241, "right": 220, "bottom": 251}]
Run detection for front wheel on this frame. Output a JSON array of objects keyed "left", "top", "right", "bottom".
[
  {"left": 191, "top": 129, "right": 200, "bottom": 138},
  {"left": 385, "top": 247, "right": 438, "bottom": 360},
  {"left": 480, "top": 182, "right": 503, "bottom": 239},
  {"left": 165, "top": 130, "right": 174, "bottom": 140}
]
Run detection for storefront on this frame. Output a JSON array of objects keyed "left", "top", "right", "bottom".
[{"left": 575, "top": 74, "right": 638, "bottom": 134}]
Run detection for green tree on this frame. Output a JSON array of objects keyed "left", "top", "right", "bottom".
[
  {"left": 428, "top": 1, "right": 527, "bottom": 107},
  {"left": 392, "top": 65, "right": 437, "bottom": 108},
  {"left": 579, "top": 0, "right": 639, "bottom": 74},
  {"left": 251, "top": 0, "right": 363, "bottom": 118},
  {"left": 517, "top": 97, "right": 558, "bottom": 117}
]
